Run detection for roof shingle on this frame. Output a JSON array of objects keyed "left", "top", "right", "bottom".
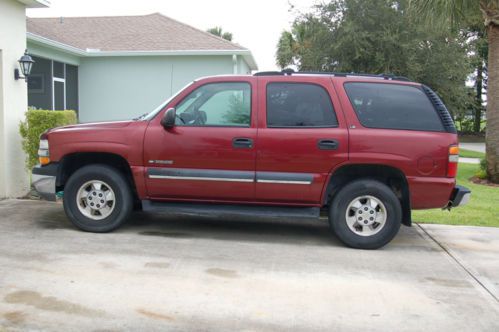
[{"left": 27, "top": 13, "right": 247, "bottom": 52}]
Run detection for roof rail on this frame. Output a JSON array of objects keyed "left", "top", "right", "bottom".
[{"left": 253, "top": 69, "right": 410, "bottom": 82}]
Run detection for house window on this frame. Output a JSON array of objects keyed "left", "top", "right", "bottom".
[
  {"left": 52, "top": 61, "right": 66, "bottom": 110},
  {"left": 28, "top": 56, "right": 78, "bottom": 112}
]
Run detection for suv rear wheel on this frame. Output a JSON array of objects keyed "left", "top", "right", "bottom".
[
  {"left": 63, "top": 164, "right": 133, "bottom": 232},
  {"left": 329, "top": 179, "right": 401, "bottom": 249}
]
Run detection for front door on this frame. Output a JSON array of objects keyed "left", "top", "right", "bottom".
[
  {"left": 144, "top": 79, "right": 257, "bottom": 202},
  {"left": 255, "top": 76, "right": 349, "bottom": 205}
]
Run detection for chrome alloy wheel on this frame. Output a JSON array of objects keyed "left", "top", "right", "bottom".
[
  {"left": 76, "top": 180, "right": 115, "bottom": 220},
  {"left": 345, "top": 195, "right": 387, "bottom": 236}
]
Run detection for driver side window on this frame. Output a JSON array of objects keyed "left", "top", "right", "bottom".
[{"left": 175, "top": 82, "right": 251, "bottom": 127}]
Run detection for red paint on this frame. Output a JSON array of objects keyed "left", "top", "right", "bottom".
[{"left": 44, "top": 74, "right": 458, "bottom": 210}]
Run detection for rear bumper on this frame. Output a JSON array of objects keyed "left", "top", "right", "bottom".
[
  {"left": 448, "top": 185, "right": 471, "bottom": 208},
  {"left": 32, "top": 163, "right": 59, "bottom": 201}
]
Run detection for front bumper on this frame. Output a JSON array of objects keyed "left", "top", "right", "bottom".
[
  {"left": 32, "top": 163, "right": 59, "bottom": 201},
  {"left": 448, "top": 185, "right": 471, "bottom": 208}
]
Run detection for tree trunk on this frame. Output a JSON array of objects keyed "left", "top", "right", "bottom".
[
  {"left": 486, "top": 24, "right": 499, "bottom": 183},
  {"left": 474, "top": 64, "right": 483, "bottom": 133}
]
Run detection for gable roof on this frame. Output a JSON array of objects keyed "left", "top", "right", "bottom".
[{"left": 26, "top": 13, "right": 257, "bottom": 69}]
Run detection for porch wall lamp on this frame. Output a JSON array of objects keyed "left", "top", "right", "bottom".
[{"left": 14, "top": 50, "right": 35, "bottom": 82}]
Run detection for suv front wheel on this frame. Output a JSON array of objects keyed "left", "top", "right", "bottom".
[
  {"left": 63, "top": 164, "right": 133, "bottom": 232},
  {"left": 329, "top": 179, "right": 401, "bottom": 249}
]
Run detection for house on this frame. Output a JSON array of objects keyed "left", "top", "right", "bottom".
[
  {"left": 26, "top": 13, "right": 258, "bottom": 122},
  {"left": 0, "top": 4, "right": 257, "bottom": 199},
  {"left": 0, "top": 0, "right": 49, "bottom": 199}
]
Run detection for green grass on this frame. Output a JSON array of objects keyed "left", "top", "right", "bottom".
[
  {"left": 459, "top": 148, "right": 485, "bottom": 159},
  {"left": 413, "top": 163, "right": 499, "bottom": 227}
]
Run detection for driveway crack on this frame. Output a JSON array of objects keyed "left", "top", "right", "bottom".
[{"left": 416, "top": 223, "right": 499, "bottom": 304}]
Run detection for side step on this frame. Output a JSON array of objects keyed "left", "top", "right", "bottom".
[{"left": 142, "top": 200, "right": 320, "bottom": 221}]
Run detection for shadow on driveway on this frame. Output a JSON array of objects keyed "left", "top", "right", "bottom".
[{"left": 33, "top": 203, "right": 340, "bottom": 247}]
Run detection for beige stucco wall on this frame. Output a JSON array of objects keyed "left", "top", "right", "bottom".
[{"left": 0, "top": 0, "right": 30, "bottom": 198}]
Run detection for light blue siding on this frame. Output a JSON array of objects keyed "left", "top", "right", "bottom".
[
  {"left": 78, "top": 55, "right": 237, "bottom": 122},
  {"left": 238, "top": 56, "right": 251, "bottom": 75}
]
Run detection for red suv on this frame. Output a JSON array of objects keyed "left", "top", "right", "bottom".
[{"left": 32, "top": 71, "right": 470, "bottom": 249}]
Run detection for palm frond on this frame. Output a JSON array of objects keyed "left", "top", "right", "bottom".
[{"left": 409, "top": 0, "right": 481, "bottom": 28}]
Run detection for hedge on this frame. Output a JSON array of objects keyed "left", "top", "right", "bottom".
[{"left": 19, "top": 109, "right": 77, "bottom": 170}]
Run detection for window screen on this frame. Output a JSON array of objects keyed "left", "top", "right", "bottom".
[
  {"left": 53, "top": 61, "right": 65, "bottom": 79},
  {"left": 344, "top": 83, "right": 444, "bottom": 131},
  {"left": 266, "top": 83, "right": 338, "bottom": 127},
  {"left": 176, "top": 82, "right": 251, "bottom": 127}
]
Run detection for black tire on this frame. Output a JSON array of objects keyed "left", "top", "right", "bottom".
[
  {"left": 329, "top": 179, "right": 401, "bottom": 249},
  {"left": 63, "top": 164, "right": 133, "bottom": 232}
]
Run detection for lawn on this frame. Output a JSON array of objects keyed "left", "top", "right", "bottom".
[
  {"left": 413, "top": 163, "right": 499, "bottom": 227},
  {"left": 459, "top": 148, "right": 485, "bottom": 159}
]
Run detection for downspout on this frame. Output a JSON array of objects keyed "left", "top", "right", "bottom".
[{"left": 232, "top": 54, "right": 238, "bottom": 74}]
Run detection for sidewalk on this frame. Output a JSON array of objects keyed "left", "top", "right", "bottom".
[{"left": 460, "top": 143, "right": 485, "bottom": 153}]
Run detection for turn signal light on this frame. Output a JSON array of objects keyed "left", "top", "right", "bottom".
[
  {"left": 39, "top": 156, "right": 50, "bottom": 165},
  {"left": 447, "top": 145, "right": 459, "bottom": 178},
  {"left": 38, "top": 138, "right": 50, "bottom": 166}
]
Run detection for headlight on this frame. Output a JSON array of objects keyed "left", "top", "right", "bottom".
[
  {"left": 39, "top": 139, "right": 49, "bottom": 150},
  {"left": 38, "top": 139, "right": 50, "bottom": 165}
]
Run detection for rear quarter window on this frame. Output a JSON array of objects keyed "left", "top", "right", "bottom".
[{"left": 344, "top": 82, "right": 444, "bottom": 132}]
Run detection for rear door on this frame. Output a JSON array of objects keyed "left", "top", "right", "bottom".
[{"left": 255, "top": 76, "right": 349, "bottom": 205}]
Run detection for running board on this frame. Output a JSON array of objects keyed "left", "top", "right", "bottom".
[{"left": 141, "top": 200, "right": 320, "bottom": 221}]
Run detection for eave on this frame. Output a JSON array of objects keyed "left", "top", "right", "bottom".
[{"left": 26, "top": 32, "right": 258, "bottom": 70}]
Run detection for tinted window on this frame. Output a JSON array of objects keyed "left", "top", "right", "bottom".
[
  {"left": 344, "top": 83, "right": 444, "bottom": 131},
  {"left": 266, "top": 83, "right": 338, "bottom": 127},
  {"left": 176, "top": 82, "right": 251, "bottom": 127}
]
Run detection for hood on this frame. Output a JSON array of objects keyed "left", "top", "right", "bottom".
[{"left": 48, "top": 120, "right": 134, "bottom": 133}]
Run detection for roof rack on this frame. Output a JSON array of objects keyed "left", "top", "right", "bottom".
[{"left": 253, "top": 69, "right": 410, "bottom": 82}]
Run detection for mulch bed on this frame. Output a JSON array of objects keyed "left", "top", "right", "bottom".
[{"left": 469, "top": 176, "right": 499, "bottom": 187}]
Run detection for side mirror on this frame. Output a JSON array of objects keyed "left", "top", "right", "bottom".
[{"left": 161, "top": 108, "right": 176, "bottom": 129}]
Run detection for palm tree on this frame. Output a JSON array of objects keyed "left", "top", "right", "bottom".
[
  {"left": 410, "top": 0, "right": 499, "bottom": 183},
  {"left": 207, "top": 27, "right": 233, "bottom": 41}
]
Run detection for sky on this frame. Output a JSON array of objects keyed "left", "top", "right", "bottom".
[{"left": 27, "top": 0, "right": 319, "bottom": 71}]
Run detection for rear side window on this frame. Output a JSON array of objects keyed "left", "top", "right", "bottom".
[
  {"left": 344, "top": 83, "right": 444, "bottom": 131},
  {"left": 266, "top": 83, "right": 338, "bottom": 127}
]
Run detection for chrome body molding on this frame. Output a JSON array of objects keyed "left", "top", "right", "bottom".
[
  {"left": 256, "top": 179, "right": 311, "bottom": 185},
  {"left": 147, "top": 168, "right": 254, "bottom": 183},
  {"left": 147, "top": 168, "right": 314, "bottom": 184},
  {"left": 148, "top": 160, "right": 174, "bottom": 165},
  {"left": 149, "top": 175, "right": 254, "bottom": 182},
  {"left": 256, "top": 171, "right": 313, "bottom": 185}
]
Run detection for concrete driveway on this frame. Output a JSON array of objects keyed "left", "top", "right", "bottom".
[{"left": 0, "top": 199, "right": 498, "bottom": 331}]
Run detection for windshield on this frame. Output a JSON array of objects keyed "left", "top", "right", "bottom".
[{"left": 138, "top": 81, "right": 195, "bottom": 121}]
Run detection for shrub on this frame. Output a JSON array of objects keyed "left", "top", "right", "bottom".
[
  {"left": 475, "top": 157, "right": 488, "bottom": 180},
  {"left": 19, "top": 109, "right": 77, "bottom": 170}
]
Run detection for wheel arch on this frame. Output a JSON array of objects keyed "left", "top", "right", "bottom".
[
  {"left": 323, "top": 164, "right": 411, "bottom": 226},
  {"left": 56, "top": 152, "right": 139, "bottom": 205}
]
